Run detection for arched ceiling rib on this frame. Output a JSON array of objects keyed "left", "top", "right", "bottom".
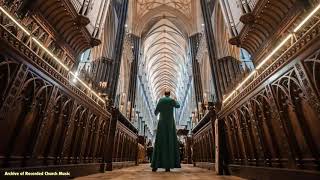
[
  {"left": 147, "top": 49, "right": 185, "bottom": 66},
  {"left": 148, "top": 55, "right": 181, "bottom": 69},
  {"left": 142, "top": 17, "right": 189, "bottom": 101}
]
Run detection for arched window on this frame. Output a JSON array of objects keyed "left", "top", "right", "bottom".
[
  {"left": 240, "top": 48, "right": 254, "bottom": 71},
  {"left": 77, "top": 49, "right": 92, "bottom": 73}
]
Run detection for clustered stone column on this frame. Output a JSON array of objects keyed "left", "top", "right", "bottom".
[
  {"left": 105, "top": 0, "right": 129, "bottom": 103},
  {"left": 189, "top": 33, "right": 204, "bottom": 120},
  {"left": 200, "top": 0, "right": 222, "bottom": 103},
  {"left": 127, "top": 35, "right": 140, "bottom": 120}
]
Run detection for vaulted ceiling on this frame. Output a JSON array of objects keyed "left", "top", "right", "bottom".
[
  {"left": 136, "top": 0, "right": 192, "bottom": 102},
  {"left": 136, "top": 0, "right": 192, "bottom": 18},
  {"left": 143, "top": 18, "right": 188, "bottom": 100}
]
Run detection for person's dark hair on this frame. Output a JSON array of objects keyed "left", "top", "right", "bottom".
[{"left": 164, "top": 91, "right": 170, "bottom": 96}]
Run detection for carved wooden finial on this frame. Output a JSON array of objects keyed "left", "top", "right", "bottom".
[
  {"left": 240, "top": 12, "right": 255, "bottom": 25},
  {"left": 75, "top": 15, "right": 90, "bottom": 27},
  {"left": 228, "top": 36, "right": 241, "bottom": 47},
  {"left": 90, "top": 38, "right": 101, "bottom": 47}
]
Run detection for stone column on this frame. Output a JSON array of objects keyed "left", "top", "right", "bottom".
[
  {"left": 189, "top": 33, "right": 204, "bottom": 119},
  {"left": 200, "top": 0, "right": 222, "bottom": 103},
  {"left": 106, "top": 0, "right": 129, "bottom": 103},
  {"left": 127, "top": 35, "right": 140, "bottom": 120}
]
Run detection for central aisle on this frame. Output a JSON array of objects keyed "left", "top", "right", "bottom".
[{"left": 75, "top": 164, "right": 246, "bottom": 180}]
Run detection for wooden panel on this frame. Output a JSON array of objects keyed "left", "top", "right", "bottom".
[
  {"left": 0, "top": 7, "right": 137, "bottom": 180},
  {"left": 0, "top": 57, "right": 111, "bottom": 169},
  {"left": 218, "top": 47, "right": 320, "bottom": 179},
  {"left": 192, "top": 111, "right": 216, "bottom": 170}
]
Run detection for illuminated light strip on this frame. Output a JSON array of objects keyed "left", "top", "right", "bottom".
[
  {"left": 0, "top": 7, "right": 30, "bottom": 35},
  {"left": 236, "top": 70, "right": 256, "bottom": 90},
  {"left": 32, "top": 37, "right": 70, "bottom": 71},
  {"left": 294, "top": 3, "right": 320, "bottom": 32},
  {"left": 222, "top": 90, "right": 236, "bottom": 104},
  {"left": 256, "top": 34, "right": 292, "bottom": 70},
  {"left": 0, "top": 6, "right": 105, "bottom": 104},
  {"left": 222, "top": 70, "right": 256, "bottom": 103},
  {"left": 69, "top": 71, "right": 105, "bottom": 103},
  {"left": 223, "top": 3, "right": 320, "bottom": 104}
]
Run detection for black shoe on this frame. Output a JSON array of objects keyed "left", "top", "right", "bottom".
[
  {"left": 165, "top": 168, "right": 170, "bottom": 172},
  {"left": 152, "top": 168, "right": 157, "bottom": 172}
]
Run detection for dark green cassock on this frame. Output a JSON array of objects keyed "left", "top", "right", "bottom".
[{"left": 151, "top": 96, "right": 181, "bottom": 169}]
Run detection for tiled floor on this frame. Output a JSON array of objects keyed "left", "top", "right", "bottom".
[{"left": 74, "top": 164, "right": 246, "bottom": 180}]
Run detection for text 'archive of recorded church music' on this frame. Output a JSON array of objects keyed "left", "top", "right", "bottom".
[{"left": 3, "top": 171, "right": 71, "bottom": 176}]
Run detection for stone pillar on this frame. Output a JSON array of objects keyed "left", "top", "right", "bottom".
[
  {"left": 106, "top": 0, "right": 129, "bottom": 103},
  {"left": 189, "top": 33, "right": 204, "bottom": 119},
  {"left": 200, "top": 0, "right": 222, "bottom": 103},
  {"left": 127, "top": 35, "right": 140, "bottom": 120}
]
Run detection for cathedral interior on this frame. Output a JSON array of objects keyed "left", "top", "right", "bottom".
[{"left": 0, "top": 0, "right": 320, "bottom": 179}]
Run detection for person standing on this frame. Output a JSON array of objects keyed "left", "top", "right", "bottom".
[
  {"left": 151, "top": 91, "right": 181, "bottom": 172},
  {"left": 146, "top": 141, "right": 153, "bottom": 162},
  {"left": 179, "top": 141, "right": 184, "bottom": 163}
]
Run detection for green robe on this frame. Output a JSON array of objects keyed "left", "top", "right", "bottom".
[{"left": 151, "top": 96, "right": 181, "bottom": 169}]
